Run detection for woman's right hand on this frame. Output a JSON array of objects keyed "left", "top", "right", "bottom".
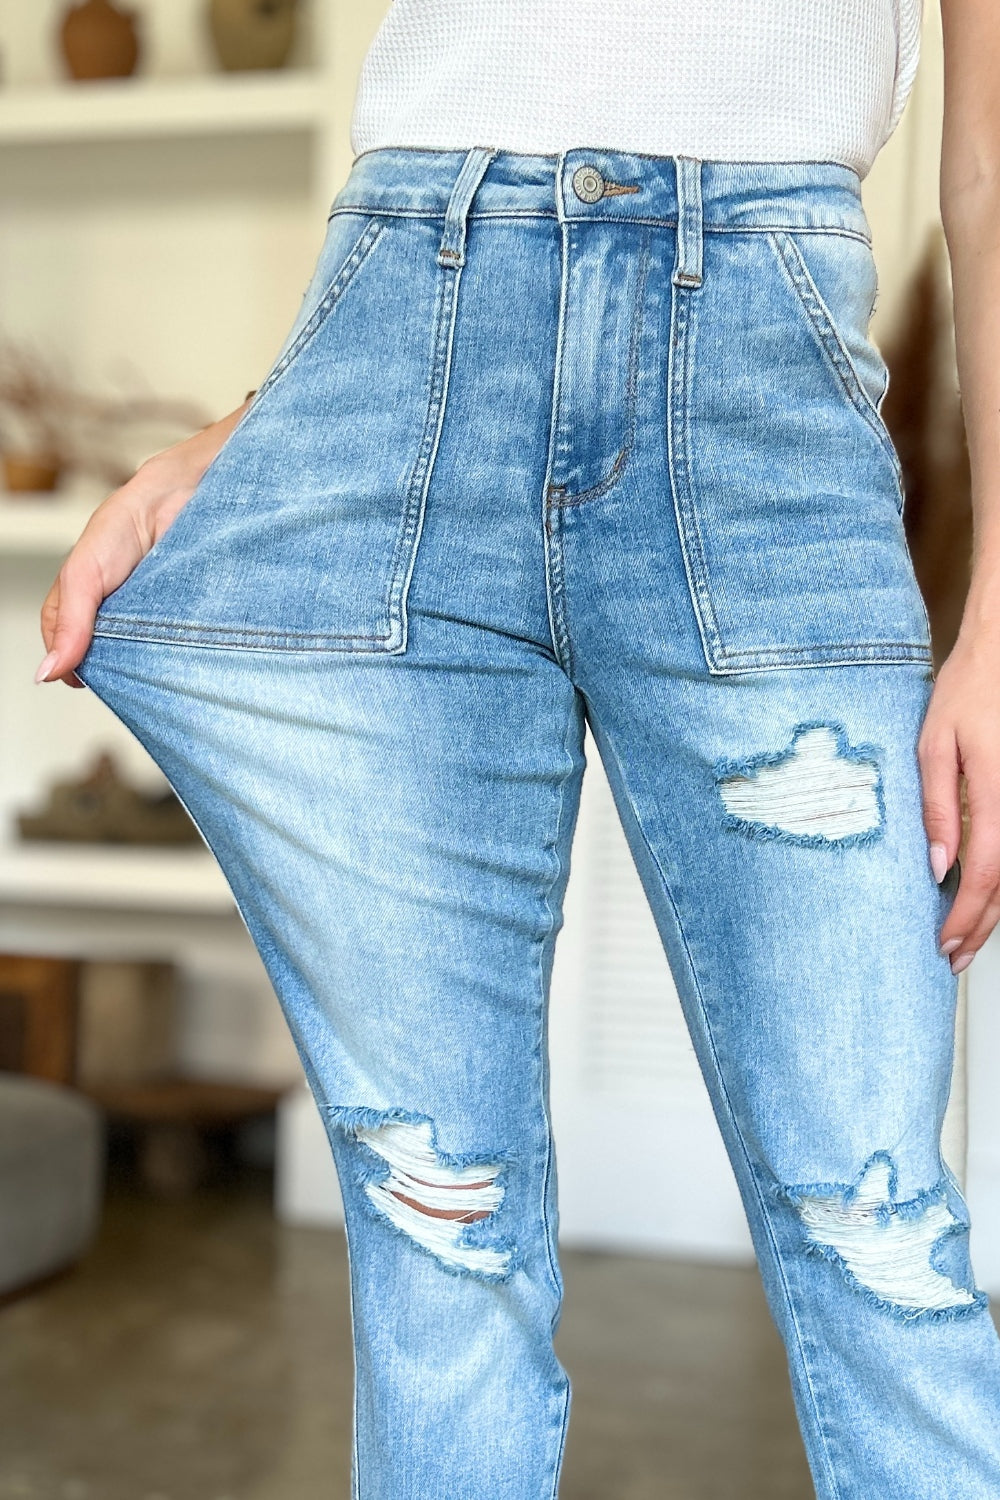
[{"left": 36, "top": 396, "right": 253, "bottom": 688}]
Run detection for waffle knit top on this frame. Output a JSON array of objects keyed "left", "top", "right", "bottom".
[{"left": 350, "top": 0, "right": 923, "bottom": 180}]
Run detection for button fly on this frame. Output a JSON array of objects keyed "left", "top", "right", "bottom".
[{"left": 572, "top": 165, "right": 605, "bottom": 204}]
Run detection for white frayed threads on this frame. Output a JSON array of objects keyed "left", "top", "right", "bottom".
[
  {"left": 719, "top": 725, "right": 880, "bottom": 842},
  {"left": 797, "top": 1158, "right": 976, "bottom": 1312},
  {"left": 356, "top": 1120, "right": 509, "bottom": 1276}
]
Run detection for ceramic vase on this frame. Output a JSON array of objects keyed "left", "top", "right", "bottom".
[
  {"left": 208, "top": 0, "right": 300, "bottom": 72},
  {"left": 59, "top": 0, "right": 140, "bottom": 81},
  {"left": 2, "top": 454, "right": 62, "bottom": 493}
]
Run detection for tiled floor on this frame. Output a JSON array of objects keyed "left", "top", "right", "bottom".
[{"left": 0, "top": 1182, "right": 815, "bottom": 1500}]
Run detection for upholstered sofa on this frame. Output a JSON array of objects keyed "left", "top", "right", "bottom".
[{"left": 0, "top": 1073, "right": 104, "bottom": 1297}]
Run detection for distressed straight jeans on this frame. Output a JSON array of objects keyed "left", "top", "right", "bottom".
[{"left": 77, "top": 147, "right": 1000, "bottom": 1497}]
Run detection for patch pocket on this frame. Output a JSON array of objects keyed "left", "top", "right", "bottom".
[
  {"left": 668, "top": 227, "right": 932, "bottom": 675},
  {"left": 93, "top": 211, "right": 451, "bottom": 655}
]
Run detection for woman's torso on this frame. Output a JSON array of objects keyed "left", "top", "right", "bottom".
[{"left": 351, "top": 0, "right": 923, "bottom": 179}]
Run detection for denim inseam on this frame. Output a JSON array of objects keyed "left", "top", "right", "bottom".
[{"left": 77, "top": 146, "right": 1000, "bottom": 1498}]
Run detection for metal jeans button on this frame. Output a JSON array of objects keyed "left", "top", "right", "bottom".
[{"left": 572, "top": 165, "right": 605, "bottom": 203}]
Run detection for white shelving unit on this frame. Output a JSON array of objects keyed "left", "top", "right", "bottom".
[
  {"left": 0, "top": 486, "right": 103, "bottom": 554},
  {"left": 0, "top": 841, "right": 233, "bottom": 913},
  {"left": 0, "top": 70, "right": 328, "bottom": 144},
  {"left": 0, "top": 3, "right": 341, "bottom": 913},
  {"left": 0, "top": 4, "right": 344, "bottom": 242}
]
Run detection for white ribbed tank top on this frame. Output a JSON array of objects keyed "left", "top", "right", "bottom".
[{"left": 351, "top": 1, "right": 923, "bottom": 180}]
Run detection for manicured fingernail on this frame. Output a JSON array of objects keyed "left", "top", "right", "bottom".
[
  {"left": 940, "top": 936, "right": 963, "bottom": 956},
  {"left": 34, "top": 651, "right": 58, "bottom": 684},
  {"left": 951, "top": 952, "right": 974, "bottom": 975},
  {"left": 929, "top": 842, "right": 949, "bottom": 883}
]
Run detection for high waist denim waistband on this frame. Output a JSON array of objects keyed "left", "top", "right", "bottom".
[{"left": 334, "top": 145, "right": 872, "bottom": 242}]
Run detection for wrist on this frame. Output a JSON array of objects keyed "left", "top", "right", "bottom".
[
  {"left": 953, "top": 599, "right": 1000, "bottom": 663},
  {"left": 137, "top": 394, "right": 252, "bottom": 494},
  {"left": 181, "top": 407, "right": 242, "bottom": 473},
  {"left": 959, "top": 571, "right": 1000, "bottom": 630}
]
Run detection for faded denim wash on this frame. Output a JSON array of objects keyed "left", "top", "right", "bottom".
[{"left": 78, "top": 146, "right": 1000, "bottom": 1498}]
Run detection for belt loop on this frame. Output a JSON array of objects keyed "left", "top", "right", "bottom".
[
  {"left": 437, "top": 146, "right": 498, "bottom": 269},
  {"left": 672, "top": 156, "right": 704, "bottom": 289},
  {"left": 554, "top": 150, "right": 567, "bottom": 226}
]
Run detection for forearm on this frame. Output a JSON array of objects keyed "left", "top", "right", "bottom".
[
  {"left": 941, "top": 178, "right": 1000, "bottom": 632},
  {"left": 939, "top": 0, "right": 1000, "bottom": 633}
]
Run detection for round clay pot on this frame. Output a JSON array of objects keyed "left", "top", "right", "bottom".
[
  {"left": 59, "top": 0, "right": 140, "bottom": 82},
  {"left": 208, "top": 0, "right": 299, "bottom": 73},
  {"left": 3, "top": 454, "right": 63, "bottom": 493}
]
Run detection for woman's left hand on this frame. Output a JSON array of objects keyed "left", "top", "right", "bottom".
[{"left": 919, "top": 623, "right": 1000, "bottom": 973}]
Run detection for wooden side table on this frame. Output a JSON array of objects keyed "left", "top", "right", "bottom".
[{"left": 82, "top": 1077, "right": 287, "bottom": 1196}]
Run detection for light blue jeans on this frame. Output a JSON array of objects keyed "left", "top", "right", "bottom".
[{"left": 78, "top": 147, "right": 1000, "bottom": 1497}]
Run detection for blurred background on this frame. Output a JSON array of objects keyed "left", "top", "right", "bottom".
[{"left": 0, "top": 3, "right": 998, "bottom": 1498}]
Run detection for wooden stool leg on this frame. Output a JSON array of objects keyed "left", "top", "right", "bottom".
[{"left": 140, "top": 1122, "right": 206, "bottom": 1197}]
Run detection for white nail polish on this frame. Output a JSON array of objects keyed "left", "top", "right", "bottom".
[
  {"left": 34, "top": 651, "right": 58, "bottom": 684},
  {"left": 929, "top": 842, "right": 949, "bottom": 884}
]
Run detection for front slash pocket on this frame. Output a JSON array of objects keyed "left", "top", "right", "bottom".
[
  {"left": 247, "top": 215, "right": 386, "bottom": 413},
  {"left": 667, "top": 226, "right": 932, "bottom": 675},
  {"left": 767, "top": 229, "right": 903, "bottom": 502},
  {"left": 92, "top": 212, "right": 457, "bottom": 655}
]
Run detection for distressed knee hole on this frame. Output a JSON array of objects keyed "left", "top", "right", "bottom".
[
  {"left": 789, "top": 1156, "right": 982, "bottom": 1317},
  {"left": 715, "top": 723, "right": 883, "bottom": 846},
  {"left": 354, "top": 1119, "right": 511, "bottom": 1278}
]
